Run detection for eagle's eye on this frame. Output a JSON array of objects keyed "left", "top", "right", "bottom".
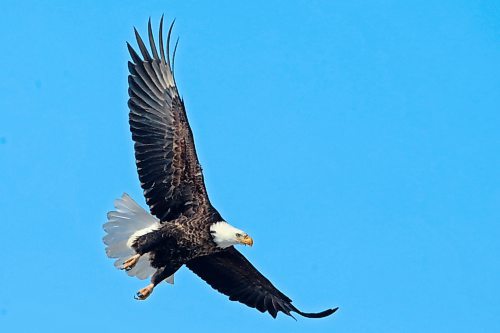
[{"left": 235, "top": 233, "right": 242, "bottom": 238}]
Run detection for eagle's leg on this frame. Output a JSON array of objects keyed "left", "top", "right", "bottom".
[
  {"left": 135, "top": 265, "right": 180, "bottom": 300},
  {"left": 134, "top": 283, "right": 154, "bottom": 300},
  {"left": 124, "top": 229, "right": 165, "bottom": 271},
  {"left": 121, "top": 253, "right": 141, "bottom": 271}
]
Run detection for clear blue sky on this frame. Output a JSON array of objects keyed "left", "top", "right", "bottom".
[{"left": 1, "top": 1, "right": 499, "bottom": 332}]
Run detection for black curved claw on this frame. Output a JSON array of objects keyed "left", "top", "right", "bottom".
[{"left": 120, "top": 261, "right": 133, "bottom": 271}]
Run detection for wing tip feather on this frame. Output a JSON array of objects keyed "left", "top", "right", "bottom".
[
  {"left": 134, "top": 27, "right": 152, "bottom": 61},
  {"left": 292, "top": 306, "right": 339, "bottom": 319},
  {"left": 148, "top": 17, "right": 160, "bottom": 60}
]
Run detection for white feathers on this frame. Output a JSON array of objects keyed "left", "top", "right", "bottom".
[
  {"left": 210, "top": 221, "right": 245, "bottom": 249},
  {"left": 165, "top": 275, "right": 174, "bottom": 284},
  {"left": 103, "top": 193, "right": 174, "bottom": 284},
  {"left": 126, "top": 223, "right": 161, "bottom": 248}
]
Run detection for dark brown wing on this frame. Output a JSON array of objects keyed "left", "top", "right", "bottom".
[
  {"left": 186, "top": 247, "right": 338, "bottom": 319},
  {"left": 127, "top": 18, "right": 211, "bottom": 222}
]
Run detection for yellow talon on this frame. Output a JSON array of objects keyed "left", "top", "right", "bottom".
[
  {"left": 134, "top": 283, "right": 154, "bottom": 300},
  {"left": 121, "top": 254, "right": 140, "bottom": 271}
]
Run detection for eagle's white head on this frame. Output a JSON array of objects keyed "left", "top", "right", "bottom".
[{"left": 210, "top": 221, "right": 254, "bottom": 249}]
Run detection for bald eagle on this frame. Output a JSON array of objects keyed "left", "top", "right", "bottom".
[{"left": 103, "top": 17, "right": 338, "bottom": 319}]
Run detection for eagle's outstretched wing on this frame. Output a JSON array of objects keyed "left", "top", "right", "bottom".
[
  {"left": 186, "top": 247, "right": 338, "bottom": 318},
  {"left": 127, "top": 18, "right": 212, "bottom": 222}
]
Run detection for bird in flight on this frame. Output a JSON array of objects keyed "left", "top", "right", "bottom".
[{"left": 103, "top": 17, "right": 338, "bottom": 319}]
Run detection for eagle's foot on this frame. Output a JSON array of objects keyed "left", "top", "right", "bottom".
[
  {"left": 134, "top": 284, "right": 154, "bottom": 300},
  {"left": 121, "top": 254, "right": 140, "bottom": 271}
]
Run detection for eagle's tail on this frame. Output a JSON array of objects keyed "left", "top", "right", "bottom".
[{"left": 102, "top": 193, "right": 174, "bottom": 284}]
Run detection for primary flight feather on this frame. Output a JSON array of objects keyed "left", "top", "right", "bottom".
[{"left": 103, "top": 17, "right": 338, "bottom": 319}]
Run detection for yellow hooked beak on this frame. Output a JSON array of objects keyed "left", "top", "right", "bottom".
[{"left": 240, "top": 235, "right": 254, "bottom": 247}]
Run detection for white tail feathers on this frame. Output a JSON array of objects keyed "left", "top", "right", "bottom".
[{"left": 103, "top": 193, "right": 174, "bottom": 284}]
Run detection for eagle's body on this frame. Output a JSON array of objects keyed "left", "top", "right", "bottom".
[
  {"left": 132, "top": 210, "right": 219, "bottom": 269},
  {"left": 103, "top": 17, "right": 338, "bottom": 319}
]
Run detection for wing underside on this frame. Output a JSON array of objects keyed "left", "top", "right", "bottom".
[
  {"left": 127, "top": 18, "right": 211, "bottom": 222},
  {"left": 186, "top": 247, "right": 338, "bottom": 318}
]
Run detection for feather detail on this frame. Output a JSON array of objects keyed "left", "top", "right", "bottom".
[{"left": 103, "top": 193, "right": 174, "bottom": 284}]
